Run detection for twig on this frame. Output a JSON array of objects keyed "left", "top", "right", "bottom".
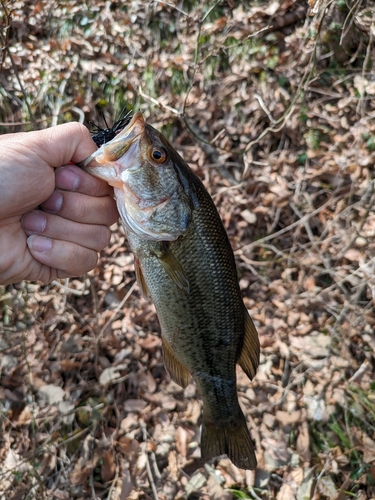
[
  {"left": 337, "top": 180, "right": 375, "bottom": 259},
  {"left": 141, "top": 421, "right": 159, "bottom": 500},
  {"left": 311, "top": 457, "right": 330, "bottom": 499},
  {"left": 268, "top": 207, "right": 281, "bottom": 234},
  {"left": 254, "top": 93, "right": 276, "bottom": 124},
  {"left": 0, "top": 0, "right": 11, "bottom": 71},
  {"left": 340, "top": 0, "right": 361, "bottom": 45},
  {"left": 71, "top": 106, "right": 85, "bottom": 123},
  {"left": 183, "top": 119, "right": 237, "bottom": 184},
  {"left": 315, "top": 256, "right": 375, "bottom": 298},
  {"left": 0, "top": 103, "right": 82, "bottom": 127},
  {"left": 51, "top": 79, "right": 67, "bottom": 127},
  {"left": 52, "top": 278, "right": 89, "bottom": 296},
  {"left": 0, "top": 12, "right": 37, "bottom": 129},
  {"left": 182, "top": 0, "right": 221, "bottom": 115},
  {"left": 235, "top": 195, "right": 340, "bottom": 256},
  {"left": 151, "top": 0, "right": 195, "bottom": 21},
  {"left": 56, "top": 425, "right": 92, "bottom": 448},
  {"left": 248, "top": 485, "right": 263, "bottom": 500},
  {"left": 138, "top": 87, "right": 180, "bottom": 116},
  {"left": 348, "top": 360, "right": 371, "bottom": 383},
  {"left": 289, "top": 202, "right": 315, "bottom": 243},
  {"left": 94, "top": 280, "right": 137, "bottom": 381},
  {"left": 97, "top": 281, "right": 137, "bottom": 340},
  {"left": 106, "top": 456, "right": 120, "bottom": 500},
  {"left": 138, "top": 85, "right": 236, "bottom": 183},
  {"left": 149, "top": 451, "right": 162, "bottom": 481}
]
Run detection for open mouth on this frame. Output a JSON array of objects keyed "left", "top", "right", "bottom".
[
  {"left": 79, "top": 112, "right": 145, "bottom": 169},
  {"left": 110, "top": 111, "right": 145, "bottom": 144}
]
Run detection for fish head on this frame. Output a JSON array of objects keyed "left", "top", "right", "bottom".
[{"left": 80, "top": 112, "right": 192, "bottom": 241}]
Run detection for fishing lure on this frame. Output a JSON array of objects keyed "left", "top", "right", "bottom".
[{"left": 89, "top": 108, "right": 133, "bottom": 147}]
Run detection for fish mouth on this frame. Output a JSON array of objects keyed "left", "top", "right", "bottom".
[{"left": 79, "top": 111, "right": 145, "bottom": 170}]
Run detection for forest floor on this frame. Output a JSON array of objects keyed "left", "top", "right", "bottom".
[{"left": 1, "top": 1, "right": 375, "bottom": 499}]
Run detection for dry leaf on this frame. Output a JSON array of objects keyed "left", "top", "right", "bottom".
[
  {"left": 101, "top": 450, "right": 116, "bottom": 482},
  {"left": 120, "top": 461, "right": 133, "bottom": 500},
  {"left": 123, "top": 399, "right": 147, "bottom": 413},
  {"left": 99, "top": 364, "right": 128, "bottom": 386},
  {"left": 37, "top": 385, "right": 66, "bottom": 405}
]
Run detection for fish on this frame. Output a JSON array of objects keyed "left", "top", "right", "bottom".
[{"left": 78, "top": 112, "right": 260, "bottom": 469}]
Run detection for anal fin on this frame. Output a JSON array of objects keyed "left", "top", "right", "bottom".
[
  {"left": 238, "top": 305, "right": 260, "bottom": 380},
  {"left": 162, "top": 335, "right": 191, "bottom": 388}
]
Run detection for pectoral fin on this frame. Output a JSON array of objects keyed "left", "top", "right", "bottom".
[
  {"left": 134, "top": 256, "right": 150, "bottom": 299},
  {"left": 153, "top": 247, "right": 190, "bottom": 294},
  {"left": 162, "top": 335, "right": 191, "bottom": 388},
  {"left": 238, "top": 306, "right": 260, "bottom": 380}
]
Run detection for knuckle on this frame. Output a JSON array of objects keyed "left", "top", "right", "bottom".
[
  {"left": 67, "top": 121, "right": 90, "bottom": 138},
  {"left": 90, "top": 177, "right": 107, "bottom": 197},
  {"left": 80, "top": 248, "right": 98, "bottom": 273},
  {"left": 85, "top": 251, "right": 99, "bottom": 272},
  {"left": 97, "top": 226, "right": 111, "bottom": 249},
  {"left": 64, "top": 245, "right": 98, "bottom": 274},
  {"left": 73, "top": 198, "right": 88, "bottom": 222}
]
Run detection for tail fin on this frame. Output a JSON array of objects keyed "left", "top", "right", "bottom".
[{"left": 200, "top": 412, "right": 257, "bottom": 470}]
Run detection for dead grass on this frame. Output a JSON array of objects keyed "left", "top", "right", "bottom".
[{"left": 1, "top": 0, "right": 375, "bottom": 499}]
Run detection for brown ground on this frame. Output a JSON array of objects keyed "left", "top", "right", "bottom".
[{"left": 1, "top": 1, "right": 375, "bottom": 499}]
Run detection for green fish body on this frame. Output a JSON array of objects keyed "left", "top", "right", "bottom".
[{"left": 79, "top": 112, "right": 260, "bottom": 469}]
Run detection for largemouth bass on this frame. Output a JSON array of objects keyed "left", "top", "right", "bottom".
[{"left": 79, "top": 112, "right": 260, "bottom": 469}]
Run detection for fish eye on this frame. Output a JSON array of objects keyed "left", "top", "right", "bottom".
[{"left": 151, "top": 147, "right": 167, "bottom": 163}]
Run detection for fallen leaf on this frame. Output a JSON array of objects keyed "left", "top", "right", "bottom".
[
  {"left": 120, "top": 461, "right": 133, "bottom": 500},
  {"left": 101, "top": 450, "right": 116, "bottom": 482},
  {"left": 185, "top": 472, "right": 206, "bottom": 496},
  {"left": 99, "top": 364, "right": 128, "bottom": 386},
  {"left": 277, "top": 483, "right": 296, "bottom": 500},
  {"left": 123, "top": 399, "right": 147, "bottom": 412},
  {"left": 38, "top": 385, "right": 66, "bottom": 405}
]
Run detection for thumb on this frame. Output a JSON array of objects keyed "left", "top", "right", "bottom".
[{"left": 18, "top": 122, "right": 97, "bottom": 167}]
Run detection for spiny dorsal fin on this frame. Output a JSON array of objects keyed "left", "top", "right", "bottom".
[
  {"left": 134, "top": 256, "right": 150, "bottom": 299},
  {"left": 153, "top": 246, "right": 190, "bottom": 294},
  {"left": 238, "top": 306, "right": 260, "bottom": 380},
  {"left": 162, "top": 335, "right": 191, "bottom": 388}
]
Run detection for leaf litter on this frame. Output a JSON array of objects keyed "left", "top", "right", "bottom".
[{"left": 1, "top": 0, "right": 375, "bottom": 499}]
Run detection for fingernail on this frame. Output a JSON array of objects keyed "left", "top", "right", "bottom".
[
  {"left": 55, "top": 167, "right": 79, "bottom": 191},
  {"left": 27, "top": 235, "right": 52, "bottom": 253},
  {"left": 22, "top": 211, "right": 46, "bottom": 234},
  {"left": 41, "top": 191, "right": 63, "bottom": 213}
]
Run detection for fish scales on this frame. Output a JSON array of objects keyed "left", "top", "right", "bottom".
[{"left": 79, "top": 112, "right": 260, "bottom": 469}]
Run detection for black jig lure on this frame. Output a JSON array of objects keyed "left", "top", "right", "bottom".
[{"left": 90, "top": 108, "right": 133, "bottom": 147}]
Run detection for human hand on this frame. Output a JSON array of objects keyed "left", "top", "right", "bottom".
[{"left": 0, "top": 123, "right": 119, "bottom": 285}]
